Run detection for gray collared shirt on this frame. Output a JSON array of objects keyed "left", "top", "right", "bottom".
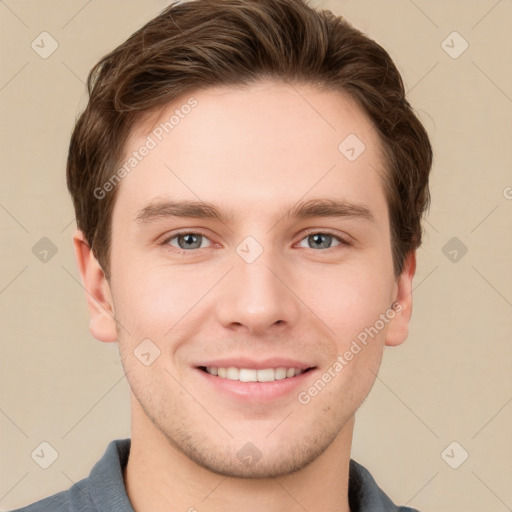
[{"left": 11, "top": 439, "right": 420, "bottom": 512}]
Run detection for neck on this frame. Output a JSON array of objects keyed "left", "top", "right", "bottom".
[{"left": 125, "top": 397, "right": 353, "bottom": 512}]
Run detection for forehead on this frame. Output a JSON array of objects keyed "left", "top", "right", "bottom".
[{"left": 114, "top": 80, "right": 389, "bottom": 225}]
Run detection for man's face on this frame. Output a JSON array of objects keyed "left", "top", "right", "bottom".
[{"left": 105, "top": 80, "right": 409, "bottom": 478}]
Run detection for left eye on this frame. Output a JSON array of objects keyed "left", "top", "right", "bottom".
[
  {"left": 296, "top": 232, "right": 345, "bottom": 250},
  {"left": 166, "top": 232, "right": 211, "bottom": 251}
]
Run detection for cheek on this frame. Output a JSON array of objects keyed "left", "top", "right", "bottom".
[
  {"left": 309, "top": 268, "right": 390, "bottom": 404},
  {"left": 302, "top": 262, "right": 394, "bottom": 343},
  {"left": 111, "top": 265, "right": 212, "bottom": 339}
]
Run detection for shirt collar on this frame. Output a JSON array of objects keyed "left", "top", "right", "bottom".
[
  {"left": 88, "top": 438, "right": 135, "bottom": 512},
  {"left": 348, "top": 458, "right": 409, "bottom": 511},
  {"left": 88, "top": 439, "right": 408, "bottom": 512}
]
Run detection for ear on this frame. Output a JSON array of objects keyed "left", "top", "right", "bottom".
[
  {"left": 72, "top": 229, "right": 118, "bottom": 343},
  {"left": 385, "top": 250, "right": 416, "bottom": 347}
]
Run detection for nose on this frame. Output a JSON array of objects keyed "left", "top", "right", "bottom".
[{"left": 214, "top": 246, "right": 300, "bottom": 336}]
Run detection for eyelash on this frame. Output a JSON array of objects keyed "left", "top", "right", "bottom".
[{"left": 160, "top": 229, "right": 351, "bottom": 256}]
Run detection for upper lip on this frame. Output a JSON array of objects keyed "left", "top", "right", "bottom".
[{"left": 195, "top": 357, "right": 316, "bottom": 371}]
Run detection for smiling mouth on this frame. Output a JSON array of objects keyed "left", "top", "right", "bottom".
[{"left": 197, "top": 366, "right": 315, "bottom": 382}]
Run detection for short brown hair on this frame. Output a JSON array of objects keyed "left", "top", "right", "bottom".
[{"left": 67, "top": 0, "right": 432, "bottom": 280}]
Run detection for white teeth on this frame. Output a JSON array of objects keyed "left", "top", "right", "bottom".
[
  {"left": 204, "top": 366, "right": 306, "bottom": 382},
  {"left": 274, "top": 367, "right": 287, "bottom": 380},
  {"left": 239, "top": 368, "right": 257, "bottom": 382},
  {"left": 226, "top": 367, "right": 239, "bottom": 380},
  {"left": 257, "top": 368, "right": 275, "bottom": 382}
]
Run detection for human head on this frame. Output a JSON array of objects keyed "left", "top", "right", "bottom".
[
  {"left": 66, "top": 0, "right": 432, "bottom": 282},
  {"left": 70, "top": 0, "right": 433, "bottom": 482}
]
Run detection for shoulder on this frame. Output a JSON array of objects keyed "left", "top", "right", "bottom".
[
  {"left": 9, "top": 439, "right": 132, "bottom": 512},
  {"left": 349, "top": 459, "right": 421, "bottom": 512},
  {"left": 8, "top": 478, "right": 91, "bottom": 512}
]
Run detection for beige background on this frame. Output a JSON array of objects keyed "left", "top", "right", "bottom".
[{"left": 1, "top": 0, "right": 511, "bottom": 511}]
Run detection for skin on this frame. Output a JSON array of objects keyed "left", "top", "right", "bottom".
[{"left": 74, "top": 80, "right": 416, "bottom": 512}]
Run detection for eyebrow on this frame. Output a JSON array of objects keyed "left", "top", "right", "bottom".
[{"left": 134, "top": 198, "right": 375, "bottom": 226}]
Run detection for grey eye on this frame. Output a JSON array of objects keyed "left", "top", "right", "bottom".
[
  {"left": 298, "top": 233, "right": 342, "bottom": 250},
  {"left": 168, "top": 233, "right": 209, "bottom": 250}
]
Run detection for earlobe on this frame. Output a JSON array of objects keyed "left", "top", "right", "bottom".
[
  {"left": 385, "top": 251, "right": 416, "bottom": 347},
  {"left": 72, "top": 229, "right": 118, "bottom": 343}
]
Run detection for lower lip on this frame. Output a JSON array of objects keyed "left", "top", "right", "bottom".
[{"left": 194, "top": 367, "right": 317, "bottom": 404}]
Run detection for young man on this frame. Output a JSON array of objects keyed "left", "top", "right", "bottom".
[{"left": 14, "top": 0, "right": 432, "bottom": 510}]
